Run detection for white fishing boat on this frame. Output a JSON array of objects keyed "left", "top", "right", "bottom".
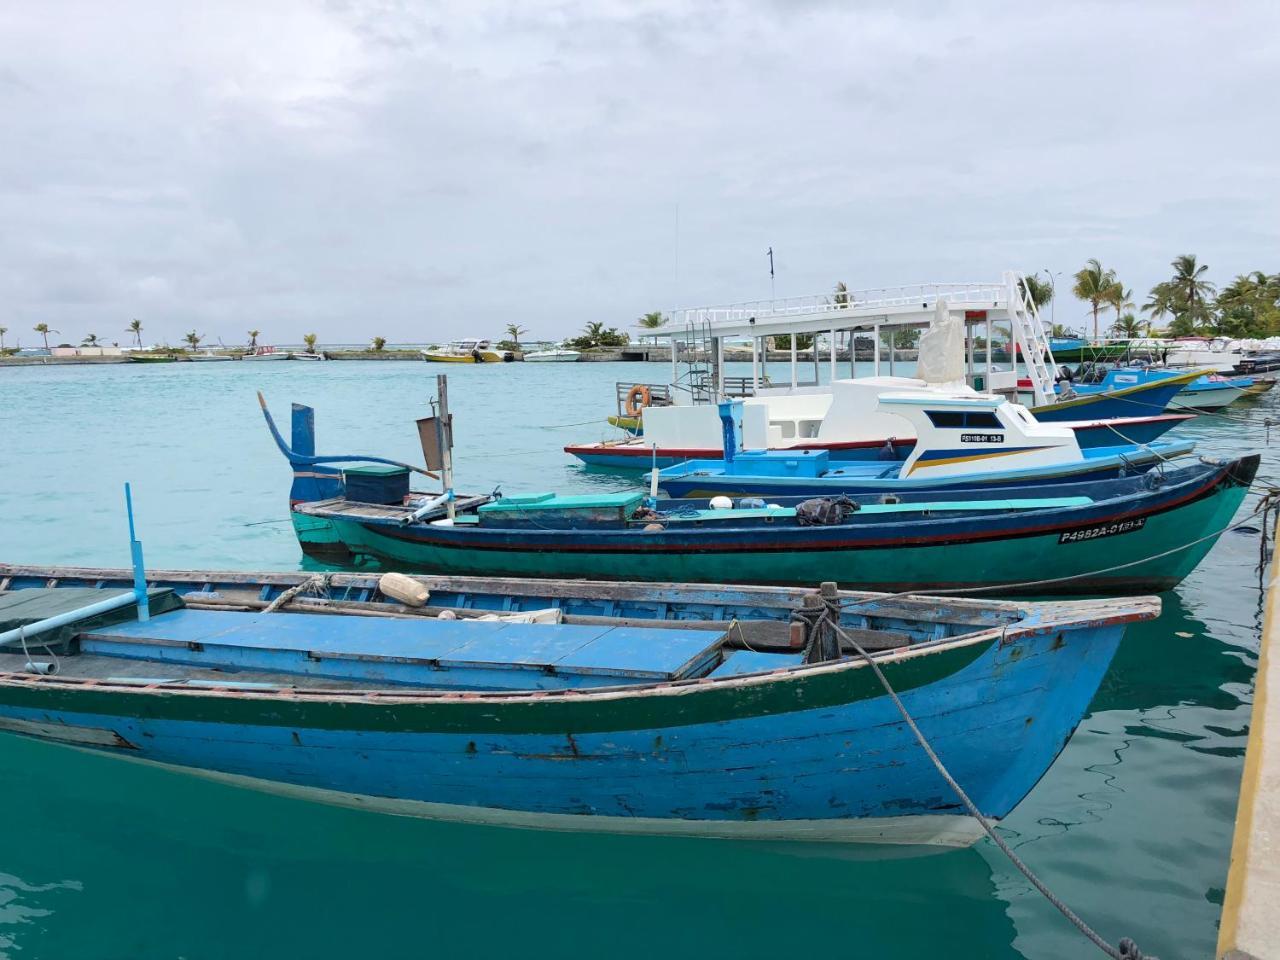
[
  {"left": 523, "top": 347, "right": 581, "bottom": 362},
  {"left": 290, "top": 352, "right": 325, "bottom": 361},
  {"left": 189, "top": 351, "right": 233, "bottom": 362},
  {"left": 421, "top": 339, "right": 514, "bottom": 363}
]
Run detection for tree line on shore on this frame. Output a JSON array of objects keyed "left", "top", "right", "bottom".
[{"left": 1020, "top": 256, "right": 1280, "bottom": 341}]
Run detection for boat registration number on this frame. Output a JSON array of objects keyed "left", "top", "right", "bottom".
[
  {"left": 961, "top": 433, "right": 1003, "bottom": 443},
  {"left": 1058, "top": 517, "right": 1146, "bottom": 543}
]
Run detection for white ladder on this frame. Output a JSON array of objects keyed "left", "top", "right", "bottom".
[{"left": 1007, "top": 271, "right": 1058, "bottom": 407}]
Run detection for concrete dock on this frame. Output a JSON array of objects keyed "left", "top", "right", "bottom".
[{"left": 1218, "top": 561, "right": 1280, "bottom": 959}]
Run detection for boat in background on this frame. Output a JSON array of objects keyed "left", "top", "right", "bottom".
[
  {"left": 523, "top": 347, "right": 581, "bottom": 362},
  {"left": 266, "top": 397, "right": 1257, "bottom": 595},
  {"left": 566, "top": 375, "right": 1197, "bottom": 470},
  {"left": 128, "top": 353, "right": 179, "bottom": 364},
  {"left": 190, "top": 351, "right": 234, "bottom": 362},
  {"left": 655, "top": 394, "right": 1194, "bottom": 499},
  {"left": 243, "top": 346, "right": 290, "bottom": 361},
  {"left": 0, "top": 564, "right": 1160, "bottom": 846},
  {"left": 422, "top": 340, "right": 514, "bottom": 363},
  {"left": 291, "top": 352, "right": 325, "bottom": 361},
  {"left": 1059, "top": 364, "right": 1249, "bottom": 411},
  {"left": 1047, "top": 337, "right": 1133, "bottom": 363}
]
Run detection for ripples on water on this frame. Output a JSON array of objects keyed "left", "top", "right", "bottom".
[{"left": 0, "top": 361, "right": 1270, "bottom": 958}]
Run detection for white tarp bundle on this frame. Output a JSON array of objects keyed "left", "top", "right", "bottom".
[{"left": 915, "top": 297, "right": 966, "bottom": 386}]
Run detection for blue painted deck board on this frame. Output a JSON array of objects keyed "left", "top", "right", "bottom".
[{"left": 82, "top": 609, "right": 726, "bottom": 681}]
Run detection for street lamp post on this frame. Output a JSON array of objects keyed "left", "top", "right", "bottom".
[{"left": 1044, "top": 268, "right": 1062, "bottom": 333}]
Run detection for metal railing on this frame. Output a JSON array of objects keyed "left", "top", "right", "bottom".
[{"left": 653, "top": 281, "right": 1007, "bottom": 332}]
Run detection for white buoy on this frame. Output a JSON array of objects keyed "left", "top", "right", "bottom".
[{"left": 709, "top": 496, "right": 733, "bottom": 510}]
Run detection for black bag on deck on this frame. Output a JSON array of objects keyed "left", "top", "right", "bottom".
[{"left": 794, "top": 497, "right": 858, "bottom": 526}]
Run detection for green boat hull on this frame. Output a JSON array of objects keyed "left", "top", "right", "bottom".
[{"left": 292, "top": 481, "right": 1245, "bottom": 594}]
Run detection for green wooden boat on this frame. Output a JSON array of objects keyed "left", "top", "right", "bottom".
[{"left": 269, "top": 400, "right": 1258, "bottom": 595}]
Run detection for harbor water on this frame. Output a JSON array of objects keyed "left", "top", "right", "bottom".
[{"left": 0, "top": 360, "right": 1272, "bottom": 958}]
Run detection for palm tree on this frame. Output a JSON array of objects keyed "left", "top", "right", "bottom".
[
  {"left": 1071, "top": 259, "right": 1117, "bottom": 341},
  {"left": 183, "top": 330, "right": 203, "bottom": 350},
  {"left": 504, "top": 324, "right": 528, "bottom": 348},
  {"left": 247, "top": 330, "right": 260, "bottom": 350},
  {"left": 82, "top": 333, "right": 101, "bottom": 347},
  {"left": 1111, "top": 313, "right": 1143, "bottom": 338},
  {"left": 127, "top": 318, "right": 143, "bottom": 347},
  {"left": 1105, "top": 285, "right": 1135, "bottom": 335},
  {"left": 0, "top": 326, "right": 8, "bottom": 351},
  {"left": 1018, "top": 273, "right": 1055, "bottom": 311},
  {"left": 33, "top": 323, "right": 56, "bottom": 351},
  {"left": 371, "top": 336, "right": 386, "bottom": 352},
  {"left": 1142, "top": 284, "right": 1176, "bottom": 332},
  {"left": 581, "top": 320, "right": 607, "bottom": 347},
  {"left": 1167, "top": 254, "right": 1216, "bottom": 333},
  {"left": 638, "top": 312, "right": 664, "bottom": 329},
  {"left": 832, "top": 282, "right": 850, "bottom": 307},
  {"left": 303, "top": 333, "right": 318, "bottom": 354}
]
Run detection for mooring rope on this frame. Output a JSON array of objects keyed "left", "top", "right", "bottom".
[
  {"left": 262, "top": 573, "right": 331, "bottom": 613},
  {"left": 816, "top": 602, "right": 1154, "bottom": 960},
  {"left": 828, "top": 488, "right": 1280, "bottom": 613}
]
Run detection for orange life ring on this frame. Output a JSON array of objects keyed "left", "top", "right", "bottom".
[{"left": 624, "top": 384, "right": 652, "bottom": 418}]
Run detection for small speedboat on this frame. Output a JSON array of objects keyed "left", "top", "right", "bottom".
[
  {"left": 422, "top": 339, "right": 514, "bottom": 363},
  {"left": 0, "top": 562, "right": 1159, "bottom": 846},
  {"left": 290, "top": 352, "right": 325, "bottom": 361},
  {"left": 189, "top": 351, "right": 233, "bottom": 362},
  {"left": 523, "top": 348, "right": 581, "bottom": 362},
  {"left": 243, "top": 346, "right": 290, "bottom": 361},
  {"left": 655, "top": 392, "right": 1194, "bottom": 499}
]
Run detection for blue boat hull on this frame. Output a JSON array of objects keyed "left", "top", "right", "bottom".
[
  {"left": 0, "top": 618, "right": 1125, "bottom": 844},
  {"left": 657, "top": 444, "right": 1192, "bottom": 499},
  {"left": 1034, "top": 378, "right": 1193, "bottom": 421},
  {"left": 567, "top": 415, "right": 1189, "bottom": 470}
]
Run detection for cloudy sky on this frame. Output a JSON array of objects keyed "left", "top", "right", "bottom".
[{"left": 2, "top": 0, "right": 1277, "bottom": 347}]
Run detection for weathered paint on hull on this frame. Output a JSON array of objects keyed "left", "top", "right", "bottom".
[
  {"left": 293, "top": 476, "right": 1245, "bottom": 594},
  {"left": 0, "top": 621, "right": 1123, "bottom": 844}
]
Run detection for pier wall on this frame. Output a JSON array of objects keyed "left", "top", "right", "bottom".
[{"left": 1218, "top": 558, "right": 1280, "bottom": 959}]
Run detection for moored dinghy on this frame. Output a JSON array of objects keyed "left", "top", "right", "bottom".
[{"left": 0, "top": 564, "right": 1160, "bottom": 846}]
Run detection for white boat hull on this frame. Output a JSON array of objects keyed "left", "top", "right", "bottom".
[{"left": 523, "top": 350, "right": 581, "bottom": 362}]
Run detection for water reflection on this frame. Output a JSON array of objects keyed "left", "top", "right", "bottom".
[{"left": 0, "top": 734, "right": 1024, "bottom": 959}]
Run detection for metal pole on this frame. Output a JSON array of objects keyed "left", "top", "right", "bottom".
[
  {"left": 124, "top": 482, "right": 149, "bottom": 622},
  {"left": 435, "top": 375, "right": 455, "bottom": 520},
  {"left": 750, "top": 336, "right": 759, "bottom": 393},
  {"left": 790, "top": 333, "right": 797, "bottom": 389},
  {"left": 829, "top": 328, "right": 837, "bottom": 383}
]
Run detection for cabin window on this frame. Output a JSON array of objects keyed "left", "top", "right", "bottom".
[
  {"left": 799, "top": 420, "right": 822, "bottom": 438},
  {"left": 925, "top": 410, "right": 1001, "bottom": 429},
  {"left": 775, "top": 421, "right": 796, "bottom": 439}
]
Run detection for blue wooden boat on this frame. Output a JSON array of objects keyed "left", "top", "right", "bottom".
[
  {"left": 0, "top": 564, "right": 1159, "bottom": 846},
  {"left": 655, "top": 393, "right": 1195, "bottom": 500},
  {"left": 1031, "top": 367, "right": 1204, "bottom": 420},
  {"left": 1059, "top": 364, "right": 1250, "bottom": 411},
  {"left": 265, "top": 399, "right": 1258, "bottom": 595}
]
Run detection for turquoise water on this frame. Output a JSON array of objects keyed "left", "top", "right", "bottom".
[{"left": 0, "top": 360, "right": 1271, "bottom": 958}]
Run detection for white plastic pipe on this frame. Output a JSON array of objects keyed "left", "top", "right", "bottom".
[{"left": 0, "top": 591, "right": 137, "bottom": 647}]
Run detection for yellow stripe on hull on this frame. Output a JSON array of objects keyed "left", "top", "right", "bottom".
[{"left": 905, "top": 447, "right": 1039, "bottom": 476}]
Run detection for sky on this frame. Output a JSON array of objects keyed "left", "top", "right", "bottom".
[{"left": 2, "top": 0, "right": 1278, "bottom": 348}]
